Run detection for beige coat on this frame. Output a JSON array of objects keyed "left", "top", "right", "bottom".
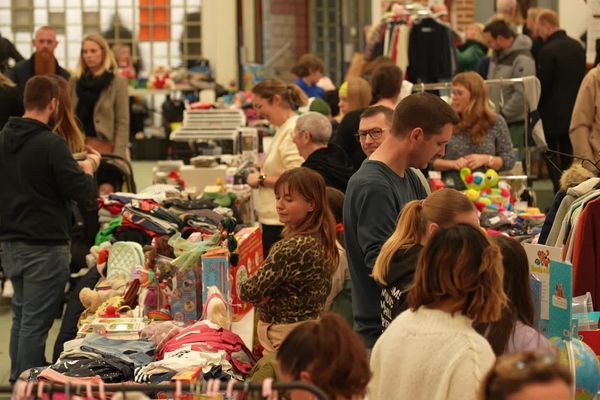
[
  {"left": 570, "top": 66, "right": 600, "bottom": 172},
  {"left": 71, "top": 75, "right": 130, "bottom": 159}
]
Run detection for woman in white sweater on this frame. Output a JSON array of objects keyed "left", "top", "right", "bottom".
[
  {"left": 368, "top": 224, "right": 507, "bottom": 400},
  {"left": 247, "top": 78, "right": 307, "bottom": 256}
]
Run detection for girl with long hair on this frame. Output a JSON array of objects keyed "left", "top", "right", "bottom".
[
  {"left": 240, "top": 167, "right": 338, "bottom": 355},
  {"left": 369, "top": 224, "right": 507, "bottom": 400},
  {"left": 247, "top": 78, "right": 308, "bottom": 255},
  {"left": 432, "top": 71, "right": 515, "bottom": 189},
  {"left": 277, "top": 313, "right": 370, "bottom": 400},
  {"left": 477, "top": 236, "right": 551, "bottom": 355},
  {"left": 372, "top": 188, "right": 479, "bottom": 328},
  {"left": 51, "top": 75, "right": 86, "bottom": 155}
]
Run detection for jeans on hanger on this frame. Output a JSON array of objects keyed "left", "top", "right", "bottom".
[{"left": 1, "top": 241, "right": 70, "bottom": 382}]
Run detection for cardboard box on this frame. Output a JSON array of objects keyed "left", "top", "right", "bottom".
[
  {"left": 201, "top": 249, "right": 230, "bottom": 307},
  {"left": 230, "top": 226, "right": 263, "bottom": 320}
]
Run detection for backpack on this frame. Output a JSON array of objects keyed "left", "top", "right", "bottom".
[{"left": 106, "top": 241, "right": 145, "bottom": 281}]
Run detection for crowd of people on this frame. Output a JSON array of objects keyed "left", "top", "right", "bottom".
[{"left": 0, "top": 0, "right": 597, "bottom": 398}]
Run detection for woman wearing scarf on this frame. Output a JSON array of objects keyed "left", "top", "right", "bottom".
[{"left": 71, "top": 33, "right": 129, "bottom": 194}]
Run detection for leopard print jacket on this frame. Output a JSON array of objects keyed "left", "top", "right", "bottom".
[{"left": 239, "top": 234, "right": 333, "bottom": 324}]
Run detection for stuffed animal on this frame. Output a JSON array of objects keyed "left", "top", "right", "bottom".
[
  {"left": 203, "top": 286, "right": 231, "bottom": 330},
  {"left": 148, "top": 65, "right": 175, "bottom": 90},
  {"left": 460, "top": 167, "right": 511, "bottom": 211},
  {"left": 79, "top": 278, "right": 128, "bottom": 313}
]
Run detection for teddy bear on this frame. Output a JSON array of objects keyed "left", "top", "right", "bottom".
[
  {"left": 79, "top": 278, "right": 128, "bottom": 313},
  {"left": 148, "top": 65, "right": 175, "bottom": 90}
]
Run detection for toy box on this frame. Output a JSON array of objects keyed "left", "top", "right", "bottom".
[
  {"left": 230, "top": 226, "right": 263, "bottom": 320},
  {"left": 201, "top": 249, "right": 230, "bottom": 308},
  {"left": 170, "top": 265, "right": 203, "bottom": 323}
]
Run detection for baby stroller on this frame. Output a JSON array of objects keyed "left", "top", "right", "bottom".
[{"left": 97, "top": 153, "right": 137, "bottom": 194}]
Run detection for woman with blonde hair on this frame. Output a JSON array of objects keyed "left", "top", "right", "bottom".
[
  {"left": 337, "top": 76, "right": 371, "bottom": 117},
  {"left": 247, "top": 78, "right": 308, "bottom": 255},
  {"left": 0, "top": 72, "right": 23, "bottom": 129},
  {"left": 369, "top": 224, "right": 507, "bottom": 400},
  {"left": 240, "top": 167, "right": 339, "bottom": 354},
  {"left": 71, "top": 33, "right": 129, "bottom": 194},
  {"left": 432, "top": 71, "right": 515, "bottom": 189},
  {"left": 71, "top": 33, "right": 129, "bottom": 159},
  {"left": 457, "top": 23, "right": 488, "bottom": 72},
  {"left": 373, "top": 188, "right": 479, "bottom": 328}
]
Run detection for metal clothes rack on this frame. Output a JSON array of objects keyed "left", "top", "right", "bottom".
[
  {"left": 2, "top": 380, "right": 329, "bottom": 400},
  {"left": 412, "top": 77, "right": 534, "bottom": 178}
]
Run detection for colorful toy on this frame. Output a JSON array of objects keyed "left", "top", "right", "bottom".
[
  {"left": 148, "top": 65, "right": 175, "bottom": 90},
  {"left": 460, "top": 167, "right": 511, "bottom": 211}
]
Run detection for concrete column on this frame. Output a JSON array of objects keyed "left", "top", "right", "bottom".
[{"left": 202, "top": 0, "right": 238, "bottom": 85}]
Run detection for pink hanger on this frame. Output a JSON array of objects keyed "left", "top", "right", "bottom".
[
  {"left": 37, "top": 381, "right": 46, "bottom": 400},
  {"left": 175, "top": 379, "right": 182, "bottom": 400}
]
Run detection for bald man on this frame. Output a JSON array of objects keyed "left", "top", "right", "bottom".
[{"left": 9, "top": 26, "right": 70, "bottom": 92}]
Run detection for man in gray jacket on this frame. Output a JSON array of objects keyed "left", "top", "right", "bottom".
[{"left": 483, "top": 19, "right": 536, "bottom": 161}]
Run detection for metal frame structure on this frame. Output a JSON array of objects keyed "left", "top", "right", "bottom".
[{"left": 1, "top": 0, "right": 203, "bottom": 75}]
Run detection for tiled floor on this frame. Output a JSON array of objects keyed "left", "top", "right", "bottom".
[{"left": 0, "top": 160, "right": 557, "bottom": 386}]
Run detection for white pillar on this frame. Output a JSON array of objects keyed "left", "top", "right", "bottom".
[
  {"left": 202, "top": 0, "right": 238, "bottom": 85},
  {"left": 558, "top": 0, "right": 587, "bottom": 42}
]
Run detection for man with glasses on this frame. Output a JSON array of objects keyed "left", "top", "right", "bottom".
[
  {"left": 9, "top": 26, "right": 70, "bottom": 93},
  {"left": 0, "top": 76, "right": 98, "bottom": 382},
  {"left": 344, "top": 93, "right": 459, "bottom": 350}
]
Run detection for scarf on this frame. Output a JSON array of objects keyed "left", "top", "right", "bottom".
[{"left": 75, "top": 71, "right": 114, "bottom": 138}]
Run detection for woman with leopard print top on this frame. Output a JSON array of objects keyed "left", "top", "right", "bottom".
[{"left": 240, "top": 167, "right": 339, "bottom": 355}]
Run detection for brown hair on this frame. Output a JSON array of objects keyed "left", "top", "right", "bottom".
[
  {"left": 23, "top": 75, "right": 59, "bottom": 112},
  {"left": 360, "top": 105, "right": 394, "bottom": 127},
  {"left": 392, "top": 92, "right": 459, "bottom": 137},
  {"left": 477, "top": 236, "right": 537, "bottom": 355},
  {"left": 50, "top": 75, "right": 85, "bottom": 153},
  {"left": 291, "top": 53, "right": 325, "bottom": 77},
  {"left": 343, "top": 76, "right": 372, "bottom": 111},
  {"left": 275, "top": 168, "right": 339, "bottom": 270},
  {"left": 370, "top": 62, "right": 402, "bottom": 104},
  {"left": 408, "top": 224, "right": 507, "bottom": 324},
  {"left": 373, "top": 189, "right": 476, "bottom": 285},
  {"left": 361, "top": 55, "right": 393, "bottom": 79},
  {"left": 479, "top": 352, "right": 572, "bottom": 400},
  {"left": 452, "top": 72, "right": 497, "bottom": 145},
  {"left": 252, "top": 78, "right": 308, "bottom": 111},
  {"left": 326, "top": 187, "right": 345, "bottom": 249},
  {"left": 277, "top": 313, "right": 371, "bottom": 399},
  {"left": 537, "top": 9, "right": 559, "bottom": 27}
]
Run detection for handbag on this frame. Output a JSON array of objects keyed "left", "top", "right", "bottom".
[{"left": 86, "top": 137, "right": 114, "bottom": 154}]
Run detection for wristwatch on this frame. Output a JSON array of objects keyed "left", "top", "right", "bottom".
[{"left": 258, "top": 174, "right": 266, "bottom": 187}]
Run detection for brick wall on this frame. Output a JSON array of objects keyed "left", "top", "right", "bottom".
[{"left": 266, "top": 0, "right": 309, "bottom": 80}]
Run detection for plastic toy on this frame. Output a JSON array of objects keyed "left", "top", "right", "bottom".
[{"left": 460, "top": 167, "right": 511, "bottom": 211}]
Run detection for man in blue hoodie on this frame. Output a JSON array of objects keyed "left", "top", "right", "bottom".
[{"left": 0, "top": 75, "right": 99, "bottom": 382}]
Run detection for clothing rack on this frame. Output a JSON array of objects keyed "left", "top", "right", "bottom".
[
  {"left": 413, "top": 77, "right": 535, "bottom": 178},
  {"left": 3, "top": 379, "right": 330, "bottom": 400}
]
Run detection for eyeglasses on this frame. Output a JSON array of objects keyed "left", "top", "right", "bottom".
[{"left": 354, "top": 127, "right": 386, "bottom": 142}]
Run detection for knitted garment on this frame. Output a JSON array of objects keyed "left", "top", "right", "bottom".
[{"left": 368, "top": 307, "right": 494, "bottom": 400}]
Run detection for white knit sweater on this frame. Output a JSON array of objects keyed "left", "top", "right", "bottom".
[{"left": 367, "top": 307, "right": 495, "bottom": 400}]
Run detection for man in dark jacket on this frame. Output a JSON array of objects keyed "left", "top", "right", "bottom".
[
  {"left": 0, "top": 76, "right": 99, "bottom": 382},
  {"left": 292, "top": 111, "right": 354, "bottom": 192},
  {"left": 536, "top": 10, "right": 586, "bottom": 193},
  {"left": 8, "top": 26, "right": 70, "bottom": 93}
]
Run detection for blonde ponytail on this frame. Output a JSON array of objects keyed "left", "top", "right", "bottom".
[{"left": 372, "top": 200, "right": 425, "bottom": 285}]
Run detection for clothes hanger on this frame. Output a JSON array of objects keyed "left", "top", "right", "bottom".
[
  {"left": 544, "top": 149, "right": 600, "bottom": 176},
  {"left": 226, "top": 380, "right": 236, "bottom": 400},
  {"left": 36, "top": 381, "right": 45, "bottom": 400}
]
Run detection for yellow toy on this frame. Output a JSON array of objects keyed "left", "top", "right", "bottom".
[
  {"left": 460, "top": 167, "right": 511, "bottom": 211},
  {"left": 79, "top": 278, "right": 128, "bottom": 313}
]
